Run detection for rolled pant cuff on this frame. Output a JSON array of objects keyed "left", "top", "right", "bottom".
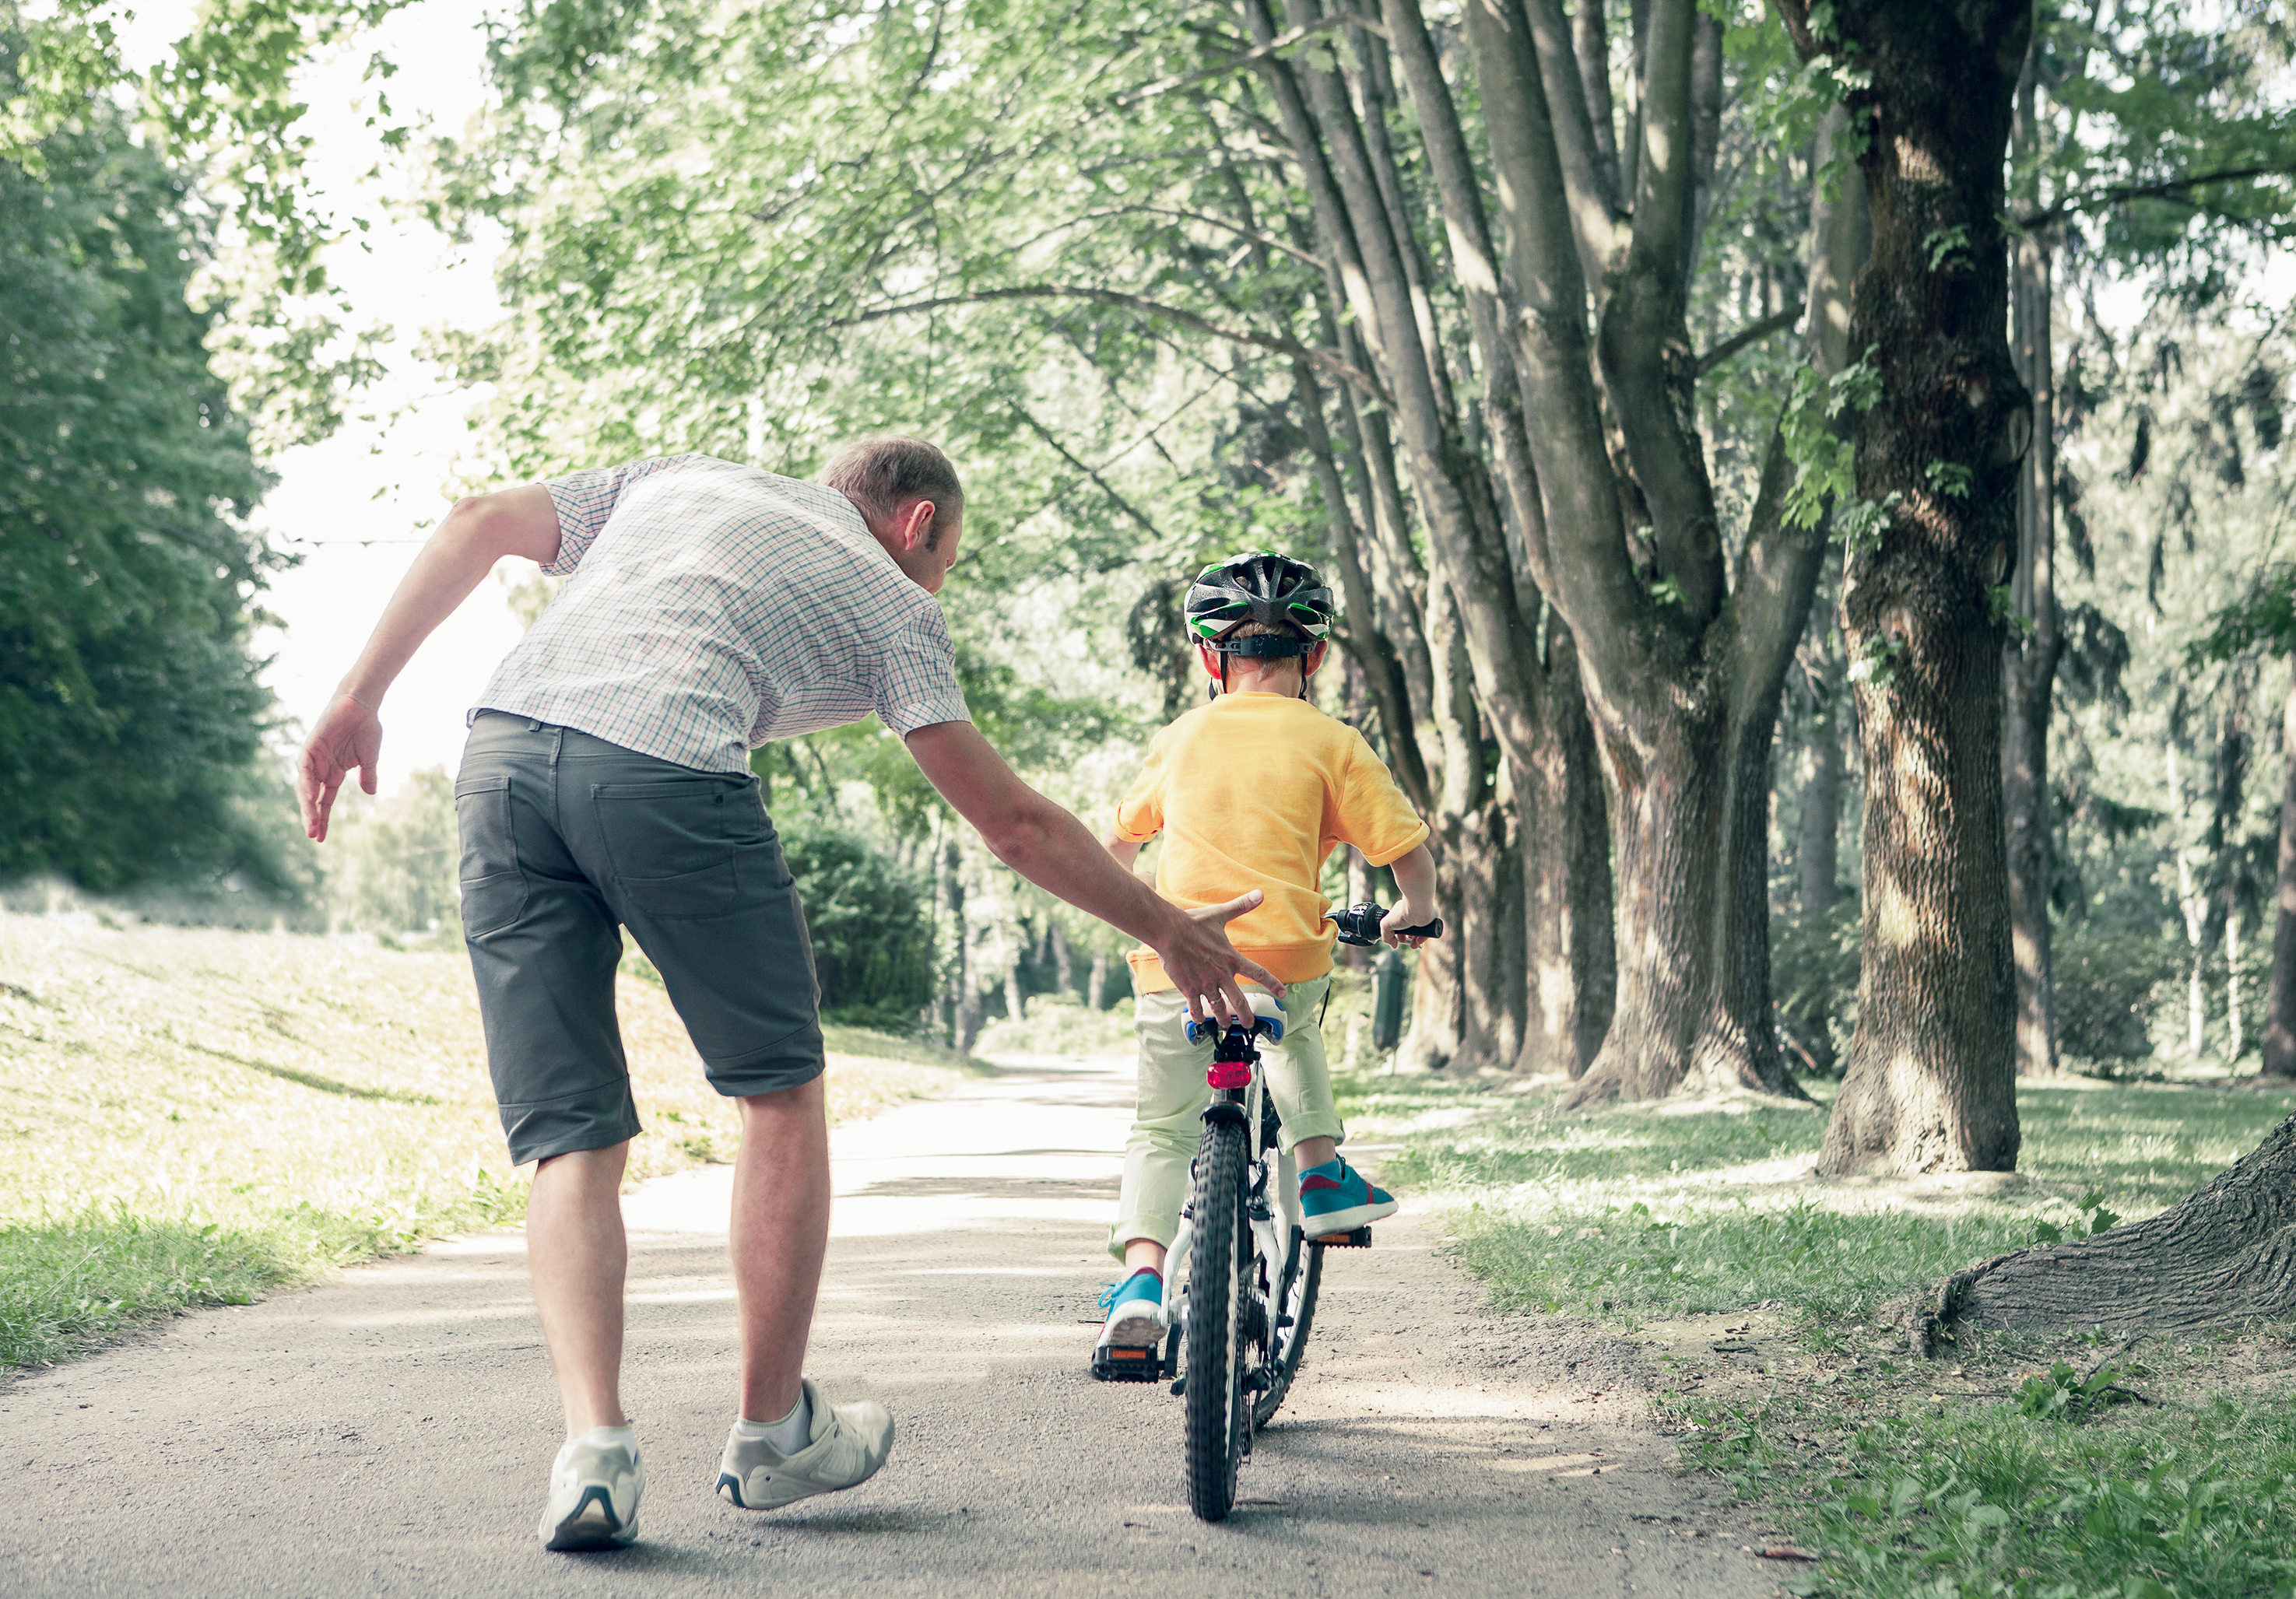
[
  {"left": 1108, "top": 1215, "right": 1180, "bottom": 1261},
  {"left": 500, "top": 1078, "right": 644, "bottom": 1166},
  {"left": 1276, "top": 1116, "right": 1345, "bottom": 1154}
]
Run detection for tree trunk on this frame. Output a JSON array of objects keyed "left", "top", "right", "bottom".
[
  {"left": 1798, "top": 661, "right": 1844, "bottom": 913},
  {"left": 1004, "top": 953, "right": 1027, "bottom": 1028},
  {"left": 2168, "top": 740, "right": 2208, "bottom": 1060},
  {"left": 1799, "top": 0, "right": 2031, "bottom": 1176},
  {"left": 1933, "top": 1114, "right": 2296, "bottom": 1339},
  {"left": 2003, "top": 208, "right": 2063, "bottom": 1076},
  {"left": 1087, "top": 946, "right": 1110, "bottom": 1013},
  {"left": 1518, "top": 629, "right": 1617, "bottom": 1076},
  {"left": 1051, "top": 920, "right": 1076, "bottom": 997},
  {"left": 2263, "top": 669, "right": 2296, "bottom": 1076}
]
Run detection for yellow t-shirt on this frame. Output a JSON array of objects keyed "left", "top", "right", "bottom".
[{"left": 1114, "top": 692, "right": 1430, "bottom": 992}]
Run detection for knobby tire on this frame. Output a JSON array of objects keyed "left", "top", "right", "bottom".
[{"left": 1184, "top": 1119, "right": 1249, "bottom": 1521}]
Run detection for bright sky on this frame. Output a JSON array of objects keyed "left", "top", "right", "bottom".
[{"left": 119, "top": 2, "right": 523, "bottom": 796}]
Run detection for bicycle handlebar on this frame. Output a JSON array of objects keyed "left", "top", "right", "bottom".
[{"left": 1331, "top": 902, "right": 1444, "bottom": 947}]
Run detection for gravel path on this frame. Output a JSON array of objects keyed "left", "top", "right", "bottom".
[{"left": 3, "top": 1054, "right": 1777, "bottom": 1597}]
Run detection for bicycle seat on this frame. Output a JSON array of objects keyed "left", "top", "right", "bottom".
[{"left": 1183, "top": 988, "right": 1286, "bottom": 1044}]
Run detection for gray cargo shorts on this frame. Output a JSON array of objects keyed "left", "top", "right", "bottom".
[{"left": 455, "top": 712, "right": 823, "bottom": 1165}]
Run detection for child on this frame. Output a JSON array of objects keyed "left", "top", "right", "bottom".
[{"left": 1094, "top": 551, "right": 1439, "bottom": 1364}]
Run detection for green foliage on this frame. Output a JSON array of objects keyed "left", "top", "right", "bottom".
[
  {"left": 2055, "top": 929, "right": 2190, "bottom": 1066},
  {"left": 1771, "top": 899, "right": 1861, "bottom": 1077},
  {"left": 322, "top": 768, "right": 459, "bottom": 936},
  {"left": 0, "top": 58, "right": 288, "bottom": 896},
  {"left": 1782, "top": 352, "right": 1888, "bottom": 546},
  {"left": 2031, "top": 1187, "right": 2124, "bottom": 1247},
  {"left": 2, "top": 0, "right": 409, "bottom": 446},
  {"left": 2188, "top": 562, "right": 2296, "bottom": 664},
  {"left": 777, "top": 816, "right": 935, "bottom": 1033}
]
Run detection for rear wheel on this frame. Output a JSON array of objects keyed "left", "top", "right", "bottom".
[{"left": 1183, "top": 1118, "right": 1249, "bottom": 1522}]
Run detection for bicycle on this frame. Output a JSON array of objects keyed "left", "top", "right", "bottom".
[{"left": 1090, "top": 902, "right": 1441, "bottom": 1522}]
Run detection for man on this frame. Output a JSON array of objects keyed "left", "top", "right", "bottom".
[{"left": 296, "top": 439, "right": 1277, "bottom": 1552}]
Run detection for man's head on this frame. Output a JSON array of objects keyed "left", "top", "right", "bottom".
[{"left": 822, "top": 434, "right": 965, "bottom": 594}]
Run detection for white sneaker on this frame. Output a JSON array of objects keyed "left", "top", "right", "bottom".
[
  {"left": 539, "top": 1429, "right": 644, "bottom": 1551},
  {"left": 715, "top": 1378, "right": 894, "bottom": 1512}
]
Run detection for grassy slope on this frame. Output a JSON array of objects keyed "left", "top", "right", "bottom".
[
  {"left": 1332, "top": 1064, "right": 2296, "bottom": 1599},
  {"left": 0, "top": 913, "right": 974, "bottom": 1367}
]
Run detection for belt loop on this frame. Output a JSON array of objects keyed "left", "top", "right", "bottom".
[{"left": 525, "top": 717, "right": 542, "bottom": 732}]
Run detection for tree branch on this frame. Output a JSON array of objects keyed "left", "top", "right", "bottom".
[
  {"left": 1696, "top": 305, "right": 1800, "bottom": 374},
  {"left": 1009, "top": 405, "right": 1167, "bottom": 542},
  {"left": 2016, "top": 162, "right": 2296, "bottom": 229},
  {"left": 1115, "top": 15, "right": 1377, "bottom": 106},
  {"left": 835, "top": 284, "right": 1392, "bottom": 404}
]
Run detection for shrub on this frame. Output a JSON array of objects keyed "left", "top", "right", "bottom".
[
  {"left": 777, "top": 819, "right": 934, "bottom": 1033},
  {"left": 1769, "top": 900, "right": 1860, "bottom": 1077},
  {"left": 2053, "top": 925, "right": 2185, "bottom": 1066}
]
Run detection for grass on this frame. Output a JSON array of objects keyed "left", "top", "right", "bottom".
[
  {"left": 1329, "top": 1057, "right": 2296, "bottom": 1599},
  {"left": 0, "top": 913, "right": 973, "bottom": 1368}
]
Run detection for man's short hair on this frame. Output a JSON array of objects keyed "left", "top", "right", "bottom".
[
  {"left": 1220, "top": 619, "right": 1308, "bottom": 643},
  {"left": 821, "top": 435, "right": 964, "bottom": 534}
]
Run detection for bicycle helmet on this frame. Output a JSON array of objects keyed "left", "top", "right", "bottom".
[{"left": 1185, "top": 552, "right": 1336, "bottom": 657}]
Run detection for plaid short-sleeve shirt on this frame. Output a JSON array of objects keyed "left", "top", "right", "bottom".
[{"left": 469, "top": 454, "right": 971, "bottom": 773}]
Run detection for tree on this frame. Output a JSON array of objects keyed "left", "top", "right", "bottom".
[
  {"left": 1775, "top": 0, "right": 2034, "bottom": 1176},
  {"left": 0, "top": 36, "right": 284, "bottom": 893},
  {"left": 1997, "top": 0, "right": 2296, "bottom": 1080},
  {"left": 1928, "top": 1111, "right": 2296, "bottom": 1339}
]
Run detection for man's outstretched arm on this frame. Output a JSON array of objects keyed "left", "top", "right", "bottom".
[
  {"left": 296, "top": 484, "right": 560, "bottom": 841},
  {"left": 906, "top": 721, "right": 1279, "bottom": 1026}
]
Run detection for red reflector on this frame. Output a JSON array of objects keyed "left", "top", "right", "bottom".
[{"left": 1109, "top": 1348, "right": 1146, "bottom": 1359}]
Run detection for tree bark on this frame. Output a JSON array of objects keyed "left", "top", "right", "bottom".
[
  {"left": 1933, "top": 1114, "right": 2296, "bottom": 1338},
  {"left": 1796, "top": 0, "right": 2031, "bottom": 1176},
  {"left": 2263, "top": 669, "right": 2296, "bottom": 1076},
  {"left": 1798, "top": 657, "right": 1844, "bottom": 913},
  {"left": 2002, "top": 60, "right": 2064, "bottom": 1076}
]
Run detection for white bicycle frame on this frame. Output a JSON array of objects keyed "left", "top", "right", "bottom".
[{"left": 1167, "top": 1002, "right": 1304, "bottom": 1331}]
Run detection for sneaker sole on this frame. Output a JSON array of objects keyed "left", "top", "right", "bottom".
[
  {"left": 1097, "top": 1309, "right": 1166, "bottom": 1348},
  {"left": 1303, "top": 1197, "right": 1398, "bottom": 1236},
  {"left": 718, "top": 1468, "right": 883, "bottom": 1513},
  {"left": 542, "top": 1488, "right": 637, "bottom": 1552}
]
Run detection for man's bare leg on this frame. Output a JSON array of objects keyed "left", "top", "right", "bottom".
[
  {"left": 732, "top": 1076, "right": 832, "bottom": 1423},
  {"left": 528, "top": 1141, "right": 631, "bottom": 1434}
]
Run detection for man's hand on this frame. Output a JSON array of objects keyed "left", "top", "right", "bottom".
[
  {"left": 1164, "top": 890, "right": 1284, "bottom": 1029},
  {"left": 905, "top": 721, "right": 1280, "bottom": 1026},
  {"left": 298, "top": 692, "right": 382, "bottom": 841}
]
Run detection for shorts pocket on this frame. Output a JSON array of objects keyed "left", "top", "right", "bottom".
[
  {"left": 594, "top": 777, "right": 743, "bottom": 920},
  {"left": 454, "top": 775, "right": 528, "bottom": 938}
]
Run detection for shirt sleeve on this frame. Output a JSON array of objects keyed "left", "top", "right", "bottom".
[
  {"left": 539, "top": 454, "right": 701, "bottom": 577},
  {"left": 1112, "top": 731, "right": 1171, "bottom": 843},
  {"left": 872, "top": 605, "right": 974, "bottom": 736},
  {"left": 1335, "top": 728, "right": 1431, "bottom": 865}
]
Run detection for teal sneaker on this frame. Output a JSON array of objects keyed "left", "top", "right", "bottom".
[
  {"left": 1300, "top": 1159, "right": 1398, "bottom": 1236},
  {"left": 1094, "top": 1268, "right": 1167, "bottom": 1355}
]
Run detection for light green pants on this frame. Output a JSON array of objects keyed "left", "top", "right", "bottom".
[{"left": 1108, "top": 975, "right": 1344, "bottom": 1261}]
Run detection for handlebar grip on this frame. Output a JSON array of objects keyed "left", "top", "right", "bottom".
[{"left": 1391, "top": 917, "right": 1443, "bottom": 940}]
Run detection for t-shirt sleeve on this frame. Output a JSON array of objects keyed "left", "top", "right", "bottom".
[
  {"left": 1112, "top": 731, "right": 1171, "bottom": 843},
  {"left": 872, "top": 605, "right": 974, "bottom": 736},
  {"left": 539, "top": 454, "right": 701, "bottom": 577},
  {"left": 1336, "top": 729, "right": 1431, "bottom": 865}
]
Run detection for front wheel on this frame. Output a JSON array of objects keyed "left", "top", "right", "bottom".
[{"left": 1183, "top": 1117, "right": 1249, "bottom": 1521}]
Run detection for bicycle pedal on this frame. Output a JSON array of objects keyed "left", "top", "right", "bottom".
[
  {"left": 1312, "top": 1226, "right": 1372, "bottom": 1247},
  {"left": 1091, "top": 1345, "right": 1166, "bottom": 1382}
]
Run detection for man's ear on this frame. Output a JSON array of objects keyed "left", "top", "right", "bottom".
[
  {"left": 897, "top": 499, "right": 937, "bottom": 551},
  {"left": 1198, "top": 642, "right": 1224, "bottom": 679},
  {"left": 1303, "top": 640, "right": 1330, "bottom": 678}
]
